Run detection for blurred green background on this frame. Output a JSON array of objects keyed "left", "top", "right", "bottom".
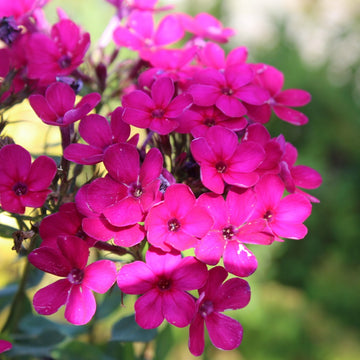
[{"left": 3, "top": 0, "right": 360, "bottom": 359}]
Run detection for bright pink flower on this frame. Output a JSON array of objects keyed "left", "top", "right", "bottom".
[
  {"left": 245, "top": 64, "right": 311, "bottom": 125},
  {"left": 39, "top": 202, "right": 96, "bottom": 247},
  {"left": 0, "top": 0, "right": 49, "bottom": 22},
  {"left": 117, "top": 246, "right": 208, "bottom": 329},
  {"left": 195, "top": 189, "right": 273, "bottom": 277},
  {"left": 189, "top": 266, "right": 250, "bottom": 356},
  {"left": 251, "top": 175, "right": 312, "bottom": 241},
  {"left": 145, "top": 184, "right": 213, "bottom": 252},
  {"left": 28, "top": 235, "right": 117, "bottom": 325},
  {"left": 64, "top": 107, "right": 137, "bottom": 165},
  {"left": 29, "top": 82, "right": 101, "bottom": 127},
  {"left": 113, "top": 10, "right": 183, "bottom": 57},
  {"left": 26, "top": 19, "right": 90, "bottom": 84},
  {"left": 276, "top": 135, "right": 322, "bottom": 202},
  {"left": 76, "top": 184, "right": 145, "bottom": 247},
  {"left": 188, "top": 64, "right": 269, "bottom": 117},
  {"left": 0, "top": 340, "right": 12, "bottom": 354},
  {"left": 0, "top": 144, "right": 57, "bottom": 214},
  {"left": 179, "top": 13, "right": 235, "bottom": 43},
  {"left": 176, "top": 104, "right": 247, "bottom": 137},
  {"left": 122, "top": 76, "right": 192, "bottom": 135},
  {"left": 190, "top": 126, "right": 265, "bottom": 194},
  {"left": 86, "top": 144, "right": 163, "bottom": 227}
]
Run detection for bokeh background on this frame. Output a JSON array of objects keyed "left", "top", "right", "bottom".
[{"left": 1, "top": 0, "right": 360, "bottom": 359}]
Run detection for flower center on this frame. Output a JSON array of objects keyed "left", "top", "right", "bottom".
[
  {"left": 67, "top": 268, "right": 84, "bottom": 285},
  {"left": 264, "top": 209, "right": 274, "bottom": 223},
  {"left": 221, "top": 87, "right": 233, "bottom": 96},
  {"left": 199, "top": 300, "right": 214, "bottom": 318},
  {"left": 152, "top": 109, "right": 165, "bottom": 118},
  {"left": 204, "top": 118, "right": 216, "bottom": 127},
  {"left": 129, "top": 183, "right": 143, "bottom": 198},
  {"left": 58, "top": 55, "right": 72, "bottom": 69},
  {"left": 167, "top": 218, "right": 181, "bottom": 232},
  {"left": 215, "top": 161, "right": 227, "bottom": 173},
  {"left": 222, "top": 225, "right": 235, "bottom": 240},
  {"left": 12, "top": 182, "right": 27, "bottom": 196},
  {"left": 157, "top": 278, "right": 171, "bottom": 291}
]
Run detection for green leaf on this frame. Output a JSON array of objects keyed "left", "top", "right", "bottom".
[
  {"left": 154, "top": 324, "right": 174, "bottom": 360},
  {"left": 96, "top": 286, "right": 122, "bottom": 320},
  {"left": 0, "top": 283, "right": 17, "bottom": 310},
  {"left": 0, "top": 223, "right": 18, "bottom": 238},
  {"left": 53, "top": 340, "right": 111, "bottom": 360},
  {"left": 103, "top": 342, "right": 135, "bottom": 360},
  {"left": 112, "top": 314, "right": 157, "bottom": 343}
]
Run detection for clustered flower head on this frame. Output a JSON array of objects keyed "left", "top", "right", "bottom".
[{"left": 0, "top": 0, "right": 322, "bottom": 356}]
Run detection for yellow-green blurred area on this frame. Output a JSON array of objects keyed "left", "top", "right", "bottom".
[{"left": 1, "top": 0, "right": 360, "bottom": 359}]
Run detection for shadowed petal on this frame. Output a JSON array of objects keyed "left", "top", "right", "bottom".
[{"left": 135, "top": 289, "right": 164, "bottom": 329}]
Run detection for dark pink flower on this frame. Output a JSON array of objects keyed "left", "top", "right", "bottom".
[
  {"left": 189, "top": 64, "right": 269, "bottom": 117},
  {"left": 76, "top": 184, "right": 145, "bottom": 247},
  {"left": 0, "top": 0, "right": 49, "bottom": 23},
  {"left": 122, "top": 76, "right": 192, "bottom": 135},
  {"left": 276, "top": 135, "right": 322, "bottom": 202},
  {"left": 29, "top": 81, "right": 101, "bottom": 127},
  {"left": 0, "top": 144, "right": 57, "bottom": 214},
  {"left": 195, "top": 188, "right": 273, "bottom": 277},
  {"left": 28, "top": 235, "right": 117, "bottom": 325},
  {"left": 190, "top": 126, "right": 265, "bottom": 194},
  {"left": 117, "top": 246, "right": 208, "bottom": 329},
  {"left": 0, "top": 340, "right": 12, "bottom": 354},
  {"left": 86, "top": 144, "right": 163, "bottom": 227},
  {"left": 145, "top": 184, "right": 213, "bottom": 252},
  {"left": 64, "top": 107, "right": 137, "bottom": 165},
  {"left": 26, "top": 19, "right": 90, "bottom": 84},
  {"left": 189, "top": 266, "right": 250, "bottom": 356},
  {"left": 245, "top": 64, "right": 311, "bottom": 125},
  {"left": 39, "top": 202, "right": 96, "bottom": 247},
  {"left": 251, "top": 175, "right": 312, "bottom": 241},
  {"left": 113, "top": 10, "right": 183, "bottom": 57}
]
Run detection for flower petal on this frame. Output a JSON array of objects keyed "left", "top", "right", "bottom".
[
  {"left": 135, "top": 288, "right": 164, "bottom": 329},
  {"left": 83, "top": 260, "right": 117, "bottom": 293}
]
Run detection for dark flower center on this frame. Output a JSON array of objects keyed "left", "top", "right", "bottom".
[
  {"left": 129, "top": 183, "right": 143, "bottom": 198},
  {"left": 157, "top": 278, "right": 171, "bottom": 291},
  {"left": 67, "top": 268, "right": 84, "bottom": 285},
  {"left": 204, "top": 118, "right": 216, "bottom": 127},
  {"left": 221, "top": 87, "right": 233, "bottom": 96},
  {"left": 215, "top": 161, "right": 227, "bottom": 173},
  {"left": 0, "top": 16, "right": 21, "bottom": 45},
  {"left": 199, "top": 299, "right": 214, "bottom": 318},
  {"left": 152, "top": 109, "right": 165, "bottom": 118},
  {"left": 222, "top": 225, "right": 235, "bottom": 240},
  {"left": 12, "top": 182, "right": 27, "bottom": 196},
  {"left": 264, "top": 210, "right": 274, "bottom": 223},
  {"left": 167, "top": 218, "right": 181, "bottom": 232},
  {"left": 58, "top": 55, "right": 72, "bottom": 69}
]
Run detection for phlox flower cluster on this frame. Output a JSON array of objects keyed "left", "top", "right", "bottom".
[{"left": 0, "top": 0, "right": 322, "bottom": 356}]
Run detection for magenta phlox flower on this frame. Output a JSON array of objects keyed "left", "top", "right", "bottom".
[
  {"left": 85, "top": 144, "right": 163, "bottom": 227},
  {"left": 117, "top": 246, "right": 208, "bottom": 329},
  {"left": 145, "top": 183, "right": 213, "bottom": 252},
  {"left": 190, "top": 126, "right": 265, "bottom": 194},
  {"left": 189, "top": 266, "right": 250, "bottom": 356},
  {"left": 196, "top": 42, "right": 248, "bottom": 70},
  {"left": 122, "top": 76, "right": 192, "bottom": 135},
  {"left": 277, "top": 135, "right": 322, "bottom": 202},
  {"left": 0, "top": 340, "right": 12, "bottom": 354},
  {"left": 245, "top": 64, "right": 311, "bottom": 125},
  {"left": 195, "top": 189, "right": 273, "bottom": 277},
  {"left": 75, "top": 184, "right": 145, "bottom": 247},
  {"left": 39, "top": 202, "right": 96, "bottom": 247},
  {"left": 64, "top": 107, "right": 137, "bottom": 165},
  {"left": 188, "top": 63, "right": 269, "bottom": 117},
  {"left": 29, "top": 81, "right": 101, "bottom": 127},
  {"left": 251, "top": 174, "right": 312, "bottom": 241},
  {"left": 126, "top": 0, "right": 173, "bottom": 12},
  {"left": 26, "top": 18, "right": 90, "bottom": 84},
  {"left": 176, "top": 104, "right": 247, "bottom": 137},
  {"left": 0, "top": 144, "right": 57, "bottom": 214},
  {"left": 0, "top": 0, "right": 49, "bottom": 23},
  {"left": 243, "top": 123, "right": 283, "bottom": 175},
  {"left": 113, "top": 10, "right": 184, "bottom": 57},
  {"left": 179, "top": 13, "right": 235, "bottom": 43},
  {"left": 29, "top": 235, "right": 117, "bottom": 325}
]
